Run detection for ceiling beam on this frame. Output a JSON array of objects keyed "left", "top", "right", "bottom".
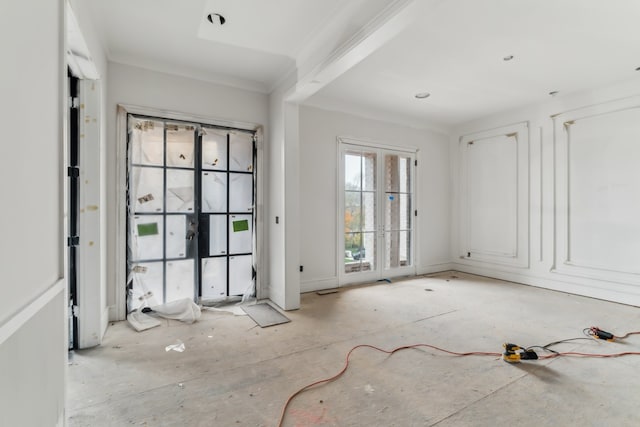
[{"left": 288, "top": 0, "right": 423, "bottom": 102}]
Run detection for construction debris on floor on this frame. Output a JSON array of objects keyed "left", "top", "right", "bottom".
[{"left": 68, "top": 272, "right": 640, "bottom": 426}]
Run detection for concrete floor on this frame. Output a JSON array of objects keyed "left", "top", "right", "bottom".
[{"left": 68, "top": 272, "right": 640, "bottom": 426}]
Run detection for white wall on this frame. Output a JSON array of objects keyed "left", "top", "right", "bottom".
[
  {"left": 106, "top": 62, "right": 269, "bottom": 319},
  {"left": 451, "top": 77, "right": 640, "bottom": 306},
  {"left": 267, "top": 78, "right": 303, "bottom": 310},
  {"left": 0, "top": 0, "right": 66, "bottom": 425},
  {"left": 298, "top": 106, "right": 451, "bottom": 292}
]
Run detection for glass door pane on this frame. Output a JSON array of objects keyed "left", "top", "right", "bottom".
[
  {"left": 340, "top": 144, "right": 415, "bottom": 285},
  {"left": 200, "top": 128, "right": 256, "bottom": 301},
  {"left": 343, "top": 149, "right": 377, "bottom": 275},
  {"left": 384, "top": 154, "right": 413, "bottom": 269},
  {"left": 127, "top": 117, "right": 197, "bottom": 312},
  {"left": 127, "top": 117, "right": 257, "bottom": 311}
]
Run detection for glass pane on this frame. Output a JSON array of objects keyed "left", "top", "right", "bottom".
[
  {"left": 345, "top": 152, "right": 361, "bottom": 191},
  {"left": 202, "top": 172, "right": 227, "bottom": 212},
  {"left": 385, "top": 154, "right": 411, "bottom": 193},
  {"left": 201, "top": 257, "right": 227, "bottom": 299},
  {"left": 385, "top": 231, "right": 411, "bottom": 269},
  {"left": 166, "top": 215, "right": 186, "bottom": 259},
  {"left": 363, "top": 152, "right": 376, "bottom": 191},
  {"left": 229, "top": 214, "right": 252, "bottom": 254},
  {"left": 345, "top": 232, "right": 375, "bottom": 274},
  {"left": 229, "top": 132, "right": 253, "bottom": 172},
  {"left": 362, "top": 232, "right": 376, "bottom": 271},
  {"left": 202, "top": 128, "right": 227, "bottom": 170},
  {"left": 362, "top": 191, "right": 376, "bottom": 232},
  {"left": 229, "top": 173, "right": 253, "bottom": 212},
  {"left": 130, "top": 119, "right": 164, "bottom": 166},
  {"left": 131, "top": 166, "right": 164, "bottom": 213},
  {"left": 344, "top": 191, "right": 360, "bottom": 232},
  {"left": 129, "top": 261, "right": 164, "bottom": 310},
  {"left": 345, "top": 232, "right": 361, "bottom": 263},
  {"left": 229, "top": 255, "right": 253, "bottom": 296},
  {"left": 166, "top": 169, "right": 194, "bottom": 212},
  {"left": 131, "top": 215, "right": 163, "bottom": 261},
  {"left": 385, "top": 194, "right": 412, "bottom": 231},
  {"left": 209, "top": 215, "right": 227, "bottom": 256},
  {"left": 166, "top": 125, "right": 195, "bottom": 167},
  {"left": 166, "top": 259, "right": 194, "bottom": 302}
]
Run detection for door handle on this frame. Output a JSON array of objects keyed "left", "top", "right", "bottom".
[{"left": 186, "top": 221, "right": 197, "bottom": 240}]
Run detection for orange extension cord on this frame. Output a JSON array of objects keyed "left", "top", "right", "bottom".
[
  {"left": 277, "top": 343, "right": 501, "bottom": 427},
  {"left": 276, "top": 341, "right": 640, "bottom": 427}
]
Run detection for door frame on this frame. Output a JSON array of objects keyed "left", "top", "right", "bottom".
[
  {"left": 115, "top": 104, "right": 264, "bottom": 321},
  {"left": 337, "top": 136, "right": 418, "bottom": 286}
]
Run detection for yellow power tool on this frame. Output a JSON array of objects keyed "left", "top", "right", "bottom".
[{"left": 502, "top": 343, "right": 538, "bottom": 363}]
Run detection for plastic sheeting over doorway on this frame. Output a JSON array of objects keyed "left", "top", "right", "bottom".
[{"left": 126, "top": 116, "right": 257, "bottom": 314}]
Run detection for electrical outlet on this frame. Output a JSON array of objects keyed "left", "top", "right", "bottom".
[{"left": 299, "top": 265, "right": 303, "bottom": 272}]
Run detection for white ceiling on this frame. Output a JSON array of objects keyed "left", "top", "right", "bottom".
[
  {"left": 196, "top": 0, "right": 345, "bottom": 58},
  {"left": 85, "top": 0, "right": 640, "bottom": 127},
  {"left": 85, "top": 0, "right": 347, "bottom": 92}
]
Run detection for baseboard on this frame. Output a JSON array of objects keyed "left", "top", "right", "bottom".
[
  {"left": 301, "top": 276, "right": 339, "bottom": 293},
  {"left": 108, "top": 304, "right": 122, "bottom": 322},
  {"left": 451, "top": 263, "right": 640, "bottom": 307},
  {"left": 101, "top": 306, "right": 110, "bottom": 339},
  {"left": 300, "top": 264, "right": 456, "bottom": 293},
  {"left": 417, "top": 263, "right": 455, "bottom": 276}
]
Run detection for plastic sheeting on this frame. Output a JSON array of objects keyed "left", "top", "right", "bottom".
[
  {"left": 150, "top": 298, "right": 201, "bottom": 324},
  {"left": 127, "top": 116, "right": 257, "bottom": 313},
  {"left": 127, "top": 310, "right": 161, "bottom": 332},
  {"left": 127, "top": 298, "right": 202, "bottom": 332}
]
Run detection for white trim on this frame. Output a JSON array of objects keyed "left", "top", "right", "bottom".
[
  {"left": 337, "top": 138, "right": 418, "bottom": 286},
  {"left": 114, "top": 107, "right": 128, "bottom": 320},
  {"left": 108, "top": 57, "right": 268, "bottom": 94},
  {"left": 452, "top": 263, "right": 640, "bottom": 307},
  {"left": 118, "top": 103, "right": 261, "bottom": 132},
  {"left": 255, "top": 126, "right": 265, "bottom": 300},
  {"left": 301, "top": 276, "right": 339, "bottom": 293},
  {"left": 78, "top": 79, "right": 104, "bottom": 349},
  {"left": 0, "top": 280, "right": 66, "bottom": 346},
  {"left": 416, "top": 263, "right": 455, "bottom": 276},
  {"left": 458, "top": 121, "right": 529, "bottom": 268},
  {"left": 538, "top": 126, "right": 544, "bottom": 263},
  {"left": 553, "top": 96, "right": 640, "bottom": 286},
  {"left": 337, "top": 135, "right": 418, "bottom": 153},
  {"left": 114, "top": 104, "right": 265, "bottom": 320}
]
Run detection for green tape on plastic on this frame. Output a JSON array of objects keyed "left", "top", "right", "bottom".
[
  {"left": 137, "top": 222, "right": 159, "bottom": 236},
  {"left": 232, "top": 219, "right": 249, "bottom": 232}
]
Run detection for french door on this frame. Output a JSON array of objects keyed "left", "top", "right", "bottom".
[
  {"left": 126, "top": 115, "right": 256, "bottom": 312},
  {"left": 339, "top": 142, "right": 416, "bottom": 285}
]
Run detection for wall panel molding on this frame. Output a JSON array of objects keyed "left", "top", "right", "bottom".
[
  {"left": 0, "top": 279, "right": 65, "bottom": 346},
  {"left": 458, "top": 122, "right": 529, "bottom": 268},
  {"left": 553, "top": 96, "right": 640, "bottom": 286}
]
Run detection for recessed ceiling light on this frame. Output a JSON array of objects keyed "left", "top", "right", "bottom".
[
  {"left": 415, "top": 92, "right": 430, "bottom": 99},
  {"left": 549, "top": 91, "right": 559, "bottom": 96},
  {"left": 503, "top": 55, "right": 514, "bottom": 61},
  {"left": 207, "top": 13, "right": 226, "bottom": 25}
]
